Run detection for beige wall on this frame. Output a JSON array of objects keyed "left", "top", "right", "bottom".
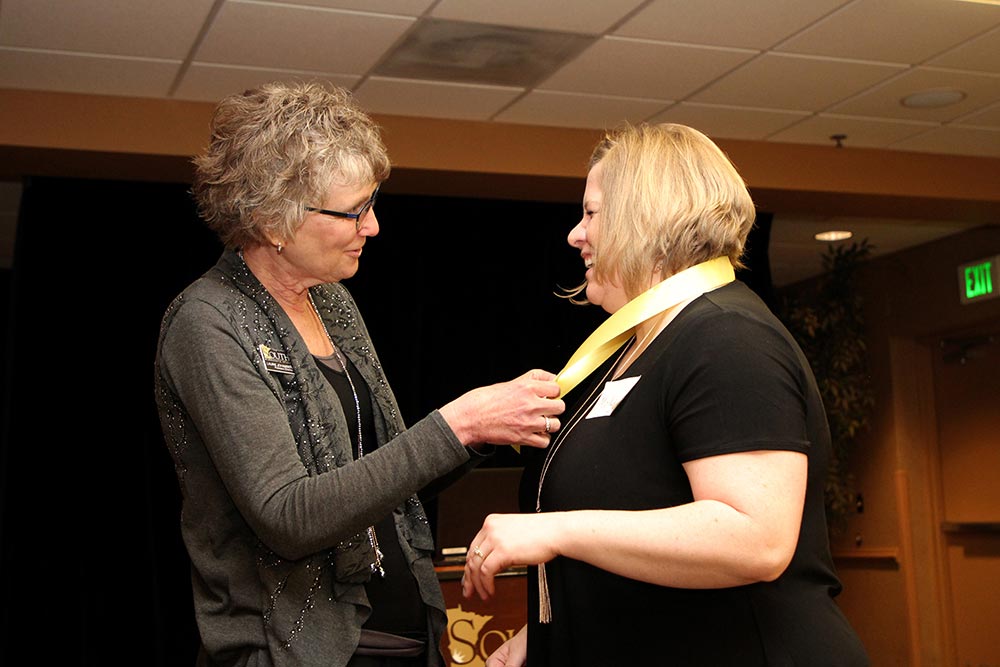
[
  {"left": 3, "top": 88, "right": 1000, "bottom": 225},
  {"left": 833, "top": 226, "right": 1000, "bottom": 666}
]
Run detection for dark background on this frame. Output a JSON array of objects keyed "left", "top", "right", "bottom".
[{"left": 0, "top": 176, "right": 772, "bottom": 664}]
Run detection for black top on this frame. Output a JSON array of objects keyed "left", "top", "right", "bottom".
[
  {"left": 315, "top": 353, "right": 426, "bottom": 639},
  {"left": 520, "top": 281, "right": 869, "bottom": 666}
]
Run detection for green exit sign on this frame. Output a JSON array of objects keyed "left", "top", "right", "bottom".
[{"left": 958, "top": 255, "right": 1000, "bottom": 304}]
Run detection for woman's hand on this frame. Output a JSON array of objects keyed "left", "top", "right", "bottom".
[
  {"left": 485, "top": 624, "right": 527, "bottom": 667},
  {"left": 439, "top": 370, "right": 564, "bottom": 449},
  {"left": 462, "top": 512, "right": 562, "bottom": 601}
]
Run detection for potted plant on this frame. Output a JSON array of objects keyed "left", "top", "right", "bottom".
[{"left": 778, "top": 240, "right": 875, "bottom": 535}]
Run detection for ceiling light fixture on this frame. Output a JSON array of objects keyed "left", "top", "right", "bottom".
[
  {"left": 815, "top": 230, "right": 853, "bottom": 242},
  {"left": 900, "top": 88, "right": 966, "bottom": 109}
]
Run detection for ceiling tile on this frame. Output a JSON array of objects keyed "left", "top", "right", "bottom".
[
  {"left": 174, "top": 64, "right": 359, "bottom": 102},
  {"left": 372, "top": 18, "right": 594, "bottom": 87},
  {"left": 890, "top": 125, "right": 1000, "bottom": 158},
  {"left": 0, "top": 48, "right": 178, "bottom": 97},
  {"left": 648, "top": 102, "right": 809, "bottom": 140},
  {"left": 259, "top": 0, "right": 435, "bottom": 14},
  {"left": 768, "top": 114, "right": 936, "bottom": 148},
  {"left": 615, "top": 0, "right": 851, "bottom": 50},
  {"left": 495, "top": 90, "right": 669, "bottom": 129},
  {"left": 830, "top": 67, "right": 1000, "bottom": 122},
  {"left": 957, "top": 102, "right": 1000, "bottom": 128},
  {"left": 352, "top": 77, "right": 523, "bottom": 121},
  {"left": 431, "top": 0, "right": 646, "bottom": 34},
  {"left": 691, "top": 53, "right": 904, "bottom": 111},
  {"left": 539, "top": 37, "right": 755, "bottom": 99},
  {"left": 775, "top": 0, "right": 1000, "bottom": 63},
  {"left": 928, "top": 25, "right": 1000, "bottom": 75},
  {"left": 197, "top": 2, "right": 414, "bottom": 73},
  {"left": 2, "top": 0, "right": 999, "bottom": 165},
  {"left": 0, "top": 0, "right": 217, "bottom": 59}
]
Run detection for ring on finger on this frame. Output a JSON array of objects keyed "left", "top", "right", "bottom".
[
  {"left": 473, "top": 546, "right": 484, "bottom": 559},
  {"left": 543, "top": 415, "right": 551, "bottom": 434}
]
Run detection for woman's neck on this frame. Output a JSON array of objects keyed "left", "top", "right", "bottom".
[
  {"left": 622, "top": 268, "right": 666, "bottom": 340},
  {"left": 241, "top": 244, "right": 334, "bottom": 355},
  {"left": 241, "top": 244, "right": 312, "bottom": 312}
]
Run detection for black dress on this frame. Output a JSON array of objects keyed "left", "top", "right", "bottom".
[{"left": 520, "top": 281, "right": 869, "bottom": 666}]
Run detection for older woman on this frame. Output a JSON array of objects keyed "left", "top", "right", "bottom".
[
  {"left": 463, "top": 124, "right": 869, "bottom": 666},
  {"left": 154, "top": 81, "right": 564, "bottom": 667}
]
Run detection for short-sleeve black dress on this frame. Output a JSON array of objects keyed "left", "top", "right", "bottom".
[{"left": 519, "top": 281, "right": 869, "bottom": 666}]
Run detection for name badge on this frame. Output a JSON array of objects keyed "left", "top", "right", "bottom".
[
  {"left": 586, "top": 376, "right": 640, "bottom": 419},
  {"left": 259, "top": 344, "right": 293, "bottom": 375}
]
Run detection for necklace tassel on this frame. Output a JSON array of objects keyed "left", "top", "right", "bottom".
[{"left": 538, "top": 562, "right": 552, "bottom": 623}]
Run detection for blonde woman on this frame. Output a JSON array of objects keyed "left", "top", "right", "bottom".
[{"left": 463, "top": 124, "right": 868, "bottom": 667}]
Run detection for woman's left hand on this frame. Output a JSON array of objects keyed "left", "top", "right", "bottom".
[
  {"left": 462, "top": 512, "right": 561, "bottom": 601},
  {"left": 485, "top": 624, "right": 527, "bottom": 667}
]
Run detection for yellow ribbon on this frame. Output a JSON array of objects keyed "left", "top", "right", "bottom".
[
  {"left": 555, "top": 256, "right": 735, "bottom": 396},
  {"left": 515, "top": 256, "right": 735, "bottom": 453}
]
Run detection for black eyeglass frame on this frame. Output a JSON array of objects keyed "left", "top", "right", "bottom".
[{"left": 304, "top": 185, "right": 380, "bottom": 231}]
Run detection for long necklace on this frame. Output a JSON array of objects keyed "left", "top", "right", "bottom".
[
  {"left": 308, "top": 291, "right": 385, "bottom": 578},
  {"left": 610, "top": 310, "right": 669, "bottom": 381},
  {"left": 533, "top": 340, "right": 631, "bottom": 623},
  {"left": 534, "top": 305, "right": 681, "bottom": 621}
]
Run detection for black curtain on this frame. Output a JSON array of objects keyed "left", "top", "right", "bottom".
[
  {"left": 0, "top": 176, "right": 773, "bottom": 664},
  {"left": 737, "top": 210, "right": 775, "bottom": 311},
  {"left": 0, "top": 177, "right": 219, "bottom": 665}
]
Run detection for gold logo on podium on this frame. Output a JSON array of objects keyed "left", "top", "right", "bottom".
[{"left": 445, "top": 605, "right": 518, "bottom": 666}]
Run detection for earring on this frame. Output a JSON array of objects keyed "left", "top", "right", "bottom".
[{"left": 276, "top": 242, "right": 283, "bottom": 254}]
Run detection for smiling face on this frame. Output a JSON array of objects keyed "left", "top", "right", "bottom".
[
  {"left": 280, "top": 179, "right": 380, "bottom": 285},
  {"left": 567, "top": 161, "right": 630, "bottom": 314}
]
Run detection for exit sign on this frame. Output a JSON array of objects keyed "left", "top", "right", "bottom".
[{"left": 958, "top": 255, "right": 1000, "bottom": 304}]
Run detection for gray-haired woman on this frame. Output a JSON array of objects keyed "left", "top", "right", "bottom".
[{"left": 154, "top": 81, "right": 564, "bottom": 667}]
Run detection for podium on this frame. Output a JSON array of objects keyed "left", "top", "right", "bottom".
[
  {"left": 433, "top": 467, "right": 527, "bottom": 666},
  {"left": 437, "top": 566, "right": 527, "bottom": 667}
]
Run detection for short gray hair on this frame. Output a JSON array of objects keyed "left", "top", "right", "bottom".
[{"left": 192, "top": 80, "right": 390, "bottom": 248}]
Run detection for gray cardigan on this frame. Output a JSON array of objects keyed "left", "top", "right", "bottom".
[{"left": 155, "top": 250, "right": 470, "bottom": 667}]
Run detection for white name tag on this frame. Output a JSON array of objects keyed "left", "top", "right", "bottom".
[{"left": 586, "top": 376, "right": 640, "bottom": 419}]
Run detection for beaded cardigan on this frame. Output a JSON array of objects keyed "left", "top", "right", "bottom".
[{"left": 155, "top": 249, "right": 467, "bottom": 667}]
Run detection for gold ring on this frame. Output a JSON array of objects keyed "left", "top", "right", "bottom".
[
  {"left": 543, "top": 416, "right": 551, "bottom": 433},
  {"left": 473, "top": 546, "right": 484, "bottom": 559}
]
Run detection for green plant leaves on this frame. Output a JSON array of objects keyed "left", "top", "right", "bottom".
[{"left": 778, "top": 240, "right": 875, "bottom": 536}]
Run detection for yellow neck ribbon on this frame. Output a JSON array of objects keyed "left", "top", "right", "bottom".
[
  {"left": 515, "top": 256, "right": 734, "bottom": 454},
  {"left": 556, "top": 255, "right": 736, "bottom": 397}
]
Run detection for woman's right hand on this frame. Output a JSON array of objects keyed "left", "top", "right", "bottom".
[
  {"left": 439, "top": 370, "right": 564, "bottom": 449},
  {"left": 486, "top": 624, "right": 527, "bottom": 667}
]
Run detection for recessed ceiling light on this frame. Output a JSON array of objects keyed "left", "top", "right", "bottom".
[
  {"left": 815, "top": 230, "right": 853, "bottom": 242},
  {"left": 901, "top": 88, "right": 966, "bottom": 109}
]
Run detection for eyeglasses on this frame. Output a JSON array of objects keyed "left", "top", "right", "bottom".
[{"left": 304, "top": 185, "right": 379, "bottom": 231}]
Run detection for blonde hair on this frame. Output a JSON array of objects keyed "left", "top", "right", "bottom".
[
  {"left": 192, "top": 80, "right": 390, "bottom": 248},
  {"left": 584, "top": 123, "right": 755, "bottom": 299}
]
